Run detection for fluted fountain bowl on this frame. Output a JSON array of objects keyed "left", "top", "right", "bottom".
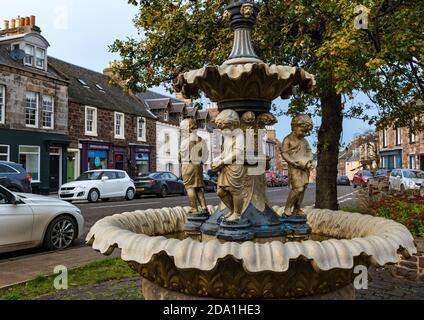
[{"left": 86, "top": 206, "right": 416, "bottom": 300}]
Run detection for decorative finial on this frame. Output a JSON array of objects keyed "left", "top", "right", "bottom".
[{"left": 224, "top": 0, "right": 262, "bottom": 64}]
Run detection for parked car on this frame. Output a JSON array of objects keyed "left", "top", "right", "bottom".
[
  {"left": 368, "top": 169, "right": 391, "bottom": 193},
  {"left": 59, "top": 170, "right": 135, "bottom": 203},
  {"left": 389, "top": 169, "right": 424, "bottom": 195},
  {"left": 337, "top": 176, "right": 351, "bottom": 186},
  {"left": 0, "top": 161, "right": 32, "bottom": 193},
  {"left": 134, "top": 172, "right": 185, "bottom": 198},
  {"left": 265, "top": 171, "right": 280, "bottom": 187},
  {"left": 203, "top": 173, "right": 217, "bottom": 193},
  {"left": 206, "top": 170, "right": 218, "bottom": 183},
  {"left": 352, "top": 170, "right": 375, "bottom": 188},
  {"left": 0, "top": 185, "right": 84, "bottom": 253}
]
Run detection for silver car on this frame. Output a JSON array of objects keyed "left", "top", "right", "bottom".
[
  {"left": 389, "top": 169, "right": 424, "bottom": 195},
  {"left": 0, "top": 185, "right": 84, "bottom": 254}
]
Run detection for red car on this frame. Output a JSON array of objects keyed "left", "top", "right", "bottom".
[{"left": 352, "top": 170, "right": 375, "bottom": 188}]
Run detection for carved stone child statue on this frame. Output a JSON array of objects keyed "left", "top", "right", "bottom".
[
  {"left": 211, "top": 109, "right": 246, "bottom": 222},
  {"left": 179, "top": 119, "right": 209, "bottom": 215},
  {"left": 281, "top": 115, "right": 314, "bottom": 216}
]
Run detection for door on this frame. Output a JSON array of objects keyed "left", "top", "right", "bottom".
[
  {"left": 67, "top": 156, "right": 75, "bottom": 182},
  {"left": 0, "top": 189, "right": 34, "bottom": 249},
  {"left": 115, "top": 154, "right": 124, "bottom": 171},
  {"left": 165, "top": 173, "right": 180, "bottom": 194},
  {"left": 420, "top": 155, "right": 424, "bottom": 171},
  {"left": 100, "top": 171, "right": 118, "bottom": 197},
  {"left": 49, "top": 155, "right": 60, "bottom": 192}
]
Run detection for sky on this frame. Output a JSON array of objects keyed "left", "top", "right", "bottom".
[{"left": 1, "top": 0, "right": 375, "bottom": 145}]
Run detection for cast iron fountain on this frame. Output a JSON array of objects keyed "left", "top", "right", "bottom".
[{"left": 87, "top": 0, "right": 416, "bottom": 299}]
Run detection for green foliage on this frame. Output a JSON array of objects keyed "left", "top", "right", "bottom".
[
  {"left": 112, "top": 0, "right": 423, "bottom": 130},
  {"left": 368, "top": 193, "right": 424, "bottom": 237}
]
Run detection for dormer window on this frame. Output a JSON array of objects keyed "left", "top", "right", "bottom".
[
  {"left": 24, "top": 44, "right": 34, "bottom": 66},
  {"left": 35, "top": 48, "right": 45, "bottom": 69}
]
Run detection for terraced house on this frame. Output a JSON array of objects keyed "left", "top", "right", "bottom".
[
  {"left": 0, "top": 16, "right": 69, "bottom": 194},
  {"left": 48, "top": 60, "right": 157, "bottom": 180}
]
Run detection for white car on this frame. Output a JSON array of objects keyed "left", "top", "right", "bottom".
[
  {"left": 389, "top": 169, "right": 424, "bottom": 195},
  {"left": 59, "top": 170, "right": 136, "bottom": 203},
  {"left": 0, "top": 185, "right": 84, "bottom": 254}
]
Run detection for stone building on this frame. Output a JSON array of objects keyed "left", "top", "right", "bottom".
[
  {"left": 0, "top": 16, "right": 69, "bottom": 194},
  {"left": 378, "top": 121, "right": 424, "bottom": 170},
  {"left": 48, "top": 58, "right": 157, "bottom": 179},
  {"left": 138, "top": 91, "right": 214, "bottom": 176}
]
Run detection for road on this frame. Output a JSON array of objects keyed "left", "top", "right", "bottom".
[{"left": 0, "top": 184, "right": 359, "bottom": 263}]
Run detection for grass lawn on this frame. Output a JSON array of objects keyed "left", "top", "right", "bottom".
[{"left": 0, "top": 258, "right": 138, "bottom": 300}]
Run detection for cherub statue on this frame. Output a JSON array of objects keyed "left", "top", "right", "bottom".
[
  {"left": 281, "top": 115, "right": 314, "bottom": 216},
  {"left": 179, "top": 119, "right": 209, "bottom": 215},
  {"left": 211, "top": 109, "right": 246, "bottom": 222}
]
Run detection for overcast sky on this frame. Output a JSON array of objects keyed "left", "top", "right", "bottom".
[{"left": 1, "top": 0, "right": 375, "bottom": 145}]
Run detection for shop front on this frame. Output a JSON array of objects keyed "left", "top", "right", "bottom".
[
  {"left": 130, "top": 145, "right": 153, "bottom": 178},
  {"left": 81, "top": 142, "right": 111, "bottom": 173},
  {"left": 0, "top": 128, "right": 69, "bottom": 194},
  {"left": 113, "top": 146, "right": 127, "bottom": 171},
  {"left": 380, "top": 149, "right": 402, "bottom": 170}
]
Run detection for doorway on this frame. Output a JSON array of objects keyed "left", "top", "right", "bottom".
[
  {"left": 420, "top": 155, "right": 424, "bottom": 171},
  {"left": 49, "top": 147, "right": 62, "bottom": 192}
]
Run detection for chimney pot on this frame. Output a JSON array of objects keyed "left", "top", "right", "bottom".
[
  {"left": 20, "top": 17, "right": 25, "bottom": 27},
  {"left": 30, "top": 15, "right": 35, "bottom": 26},
  {"left": 4, "top": 20, "right": 9, "bottom": 30},
  {"left": 25, "top": 17, "right": 30, "bottom": 26}
]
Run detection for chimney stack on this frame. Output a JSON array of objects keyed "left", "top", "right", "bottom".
[
  {"left": 20, "top": 17, "right": 25, "bottom": 27},
  {"left": 3, "top": 20, "right": 9, "bottom": 30},
  {"left": 30, "top": 15, "right": 35, "bottom": 26},
  {"left": 25, "top": 16, "right": 30, "bottom": 26}
]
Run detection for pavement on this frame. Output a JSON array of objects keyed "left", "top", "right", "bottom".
[
  {"left": 38, "top": 267, "right": 424, "bottom": 300},
  {"left": 0, "top": 185, "right": 358, "bottom": 289}
]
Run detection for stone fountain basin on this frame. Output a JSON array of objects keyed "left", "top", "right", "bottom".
[{"left": 86, "top": 206, "right": 416, "bottom": 299}]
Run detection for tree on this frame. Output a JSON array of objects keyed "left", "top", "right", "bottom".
[{"left": 111, "top": 0, "right": 423, "bottom": 210}]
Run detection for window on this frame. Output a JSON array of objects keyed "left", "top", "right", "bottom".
[
  {"left": 102, "top": 171, "right": 117, "bottom": 180},
  {"left": 0, "top": 85, "right": 5, "bottom": 124},
  {"left": 19, "top": 146, "right": 40, "bottom": 182},
  {"left": 95, "top": 84, "right": 105, "bottom": 92},
  {"left": 24, "top": 44, "right": 34, "bottom": 66},
  {"left": 85, "top": 106, "right": 97, "bottom": 136},
  {"left": 0, "top": 164, "right": 19, "bottom": 173},
  {"left": 35, "top": 48, "right": 45, "bottom": 69},
  {"left": 395, "top": 128, "right": 401, "bottom": 146},
  {"left": 409, "top": 155, "right": 416, "bottom": 169},
  {"left": 0, "top": 145, "right": 9, "bottom": 161},
  {"left": 410, "top": 131, "right": 416, "bottom": 143},
  {"left": 114, "top": 112, "right": 125, "bottom": 139},
  {"left": 137, "top": 117, "right": 146, "bottom": 141},
  {"left": 164, "top": 110, "right": 169, "bottom": 121},
  {"left": 164, "top": 133, "right": 171, "bottom": 155},
  {"left": 166, "top": 163, "right": 174, "bottom": 173},
  {"left": 78, "top": 79, "right": 89, "bottom": 88},
  {"left": 42, "top": 95, "right": 54, "bottom": 129},
  {"left": 382, "top": 129, "right": 388, "bottom": 148},
  {"left": 25, "top": 92, "right": 38, "bottom": 127}
]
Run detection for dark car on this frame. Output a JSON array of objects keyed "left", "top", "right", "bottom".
[
  {"left": 368, "top": 169, "right": 392, "bottom": 194},
  {"left": 352, "top": 170, "right": 374, "bottom": 188},
  {"left": 0, "top": 161, "right": 32, "bottom": 193},
  {"left": 203, "top": 173, "right": 217, "bottom": 193},
  {"left": 134, "top": 172, "right": 185, "bottom": 198},
  {"left": 206, "top": 170, "right": 218, "bottom": 183},
  {"left": 337, "top": 176, "right": 351, "bottom": 186}
]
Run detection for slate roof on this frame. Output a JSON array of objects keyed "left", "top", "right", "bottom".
[
  {"left": 170, "top": 102, "right": 186, "bottom": 113},
  {"left": 144, "top": 98, "right": 171, "bottom": 110},
  {"left": 48, "top": 56, "right": 155, "bottom": 119},
  {"left": 186, "top": 107, "right": 198, "bottom": 117},
  {"left": 197, "top": 111, "right": 209, "bottom": 120},
  {"left": 0, "top": 47, "right": 65, "bottom": 82}
]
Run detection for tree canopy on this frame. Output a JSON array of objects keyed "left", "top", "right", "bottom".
[{"left": 112, "top": 0, "right": 423, "bottom": 131}]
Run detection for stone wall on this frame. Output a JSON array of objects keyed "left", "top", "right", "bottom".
[
  {"left": 0, "top": 65, "right": 68, "bottom": 133},
  {"left": 391, "top": 238, "right": 424, "bottom": 282}
]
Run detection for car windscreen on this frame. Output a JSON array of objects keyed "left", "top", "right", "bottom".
[
  {"left": 76, "top": 171, "right": 103, "bottom": 181},
  {"left": 363, "top": 171, "right": 374, "bottom": 176},
  {"left": 404, "top": 171, "right": 424, "bottom": 179}
]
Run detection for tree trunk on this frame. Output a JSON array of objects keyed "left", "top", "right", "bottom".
[{"left": 315, "top": 90, "right": 343, "bottom": 210}]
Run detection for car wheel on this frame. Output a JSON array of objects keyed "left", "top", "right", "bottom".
[
  {"left": 157, "top": 186, "right": 168, "bottom": 198},
  {"left": 400, "top": 184, "right": 406, "bottom": 194},
  {"left": 353, "top": 183, "right": 357, "bottom": 189},
  {"left": 44, "top": 216, "right": 76, "bottom": 251},
  {"left": 213, "top": 185, "right": 217, "bottom": 193},
  {"left": 125, "top": 188, "right": 135, "bottom": 201},
  {"left": 88, "top": 189, "right": 100, "bottom": 203},
  {"left": 419, "top": 188, "right": 424, "bottom": 198},
  {"left": 181, "top": 188, "right": 187, "bottom": 196}
]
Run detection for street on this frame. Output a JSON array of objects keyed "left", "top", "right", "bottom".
[{"left": 0, "top": 185, "right": 358, "bottom": 262}]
